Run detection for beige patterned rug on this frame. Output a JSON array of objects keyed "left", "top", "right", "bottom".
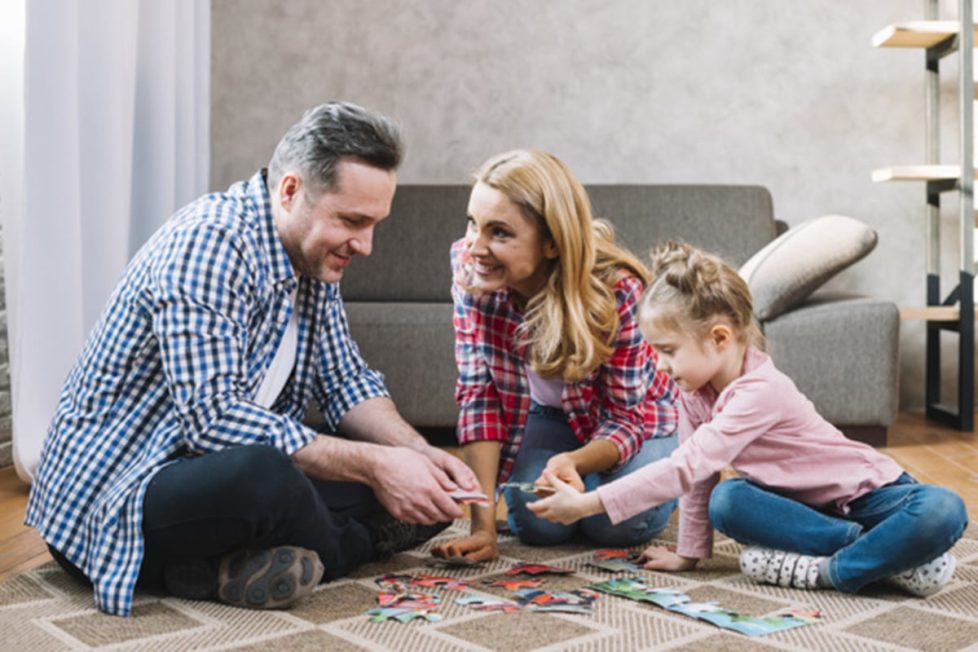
[{"left": 4, "top": 519, "right": 978, "bottom": 651}]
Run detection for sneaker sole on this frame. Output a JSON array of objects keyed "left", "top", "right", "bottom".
[{"left": 217, "top": 546, "right": 324, "bottom": 609}]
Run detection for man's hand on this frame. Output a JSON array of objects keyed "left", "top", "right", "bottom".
[
  {"left": 418, "top": 445, "right": 480, "bottom": 493},
  {"left": 637, "top": 545, "right": 699, "bottom": 571},
  {"left": 370, "top": 446, "right": 464, "bottom": 525},
  {"left": 431, "top": 528, "right": 498, "bottom": 562},
  {"left": 526, "top": 470, "right": 604, "bottom": 525},
  {"left": 535, "top": 452, "right": 584, "bottom": 492}
]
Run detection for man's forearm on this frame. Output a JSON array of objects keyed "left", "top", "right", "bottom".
[
  {"left": 292, "top": 433, "right": 385, "bottom": 483},
  {"left": 336, "top": 396, "right": 429, "bottom": 451}
]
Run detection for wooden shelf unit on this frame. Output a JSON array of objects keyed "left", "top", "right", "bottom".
[{"left": 873, "top": 2, "right": 976, "bottom": 431}]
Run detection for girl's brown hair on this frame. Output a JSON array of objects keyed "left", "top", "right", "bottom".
[{"left": 641, "top": 241, "right": 765, "bottom": 349}]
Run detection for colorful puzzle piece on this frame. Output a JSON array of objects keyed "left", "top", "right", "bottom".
[
  {"left": 455, "top": 594, "right": 522, "bottom": 613},
  {"left": 505, "top": 561, "right": 574, "bottom": 576},
  {"left": 408, "top": 574, "right": 471, "bottom": 590},
  {"left": 366, "top": 607, "right": 443, "bottom": 623},
  {"left": 587, "top": 577, "right": 822, "bottom": 637},
  {"left": 485, "top": 578, "right": 545, "bottom": 591}
]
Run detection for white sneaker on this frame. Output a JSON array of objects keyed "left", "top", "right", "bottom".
[
  {"left": 739, "top": 546, "right": 824, "bottom": 590},
  {"left": 888, "top": 553, "right": 956, "bottom": 597}
]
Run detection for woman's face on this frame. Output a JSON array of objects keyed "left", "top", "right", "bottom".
[{"left": 464, "top": 182, "right": 557, "bottom": 299}]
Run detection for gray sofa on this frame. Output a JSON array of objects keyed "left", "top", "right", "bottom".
[{"left": 340, "top": 185, "right": 899, "bottom": 446}]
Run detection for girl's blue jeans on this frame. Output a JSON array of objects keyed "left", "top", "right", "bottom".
[
  {"left": 504, "top": 402, "right": 678, "bottom": 547},
  {"left": 708, "top": 474, "right": 968, "bottom": 592}
]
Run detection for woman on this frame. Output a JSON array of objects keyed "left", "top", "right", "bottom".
[{"left": 432, "top": 150, "right": 679, "bottom": 561}]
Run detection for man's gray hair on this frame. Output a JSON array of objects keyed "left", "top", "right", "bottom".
[{"left": 267, "top": 101, "right": 403, "bottom": 196}]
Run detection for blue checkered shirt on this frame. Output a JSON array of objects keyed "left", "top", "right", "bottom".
[{"left": 26, "top": 171, "right": 388, "bottom": 616}]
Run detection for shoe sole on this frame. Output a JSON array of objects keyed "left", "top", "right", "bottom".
[{"left": 217, "top": 546, "right": 324, "bottom": 609}]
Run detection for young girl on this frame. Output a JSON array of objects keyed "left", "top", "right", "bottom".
[
  {"left": 432, "top": 150, "right": 679, "bottom": 562},
  {"left": 529, "top": 241, "right": 968, "bottom": 596}
]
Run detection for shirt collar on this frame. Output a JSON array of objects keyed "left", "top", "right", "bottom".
[{"left": 252, "top": 169, "right": 298, "bottom": 290}]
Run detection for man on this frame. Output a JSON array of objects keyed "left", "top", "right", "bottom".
[{"left": 26, "top": 102, "right": 479, "bottom": 617}]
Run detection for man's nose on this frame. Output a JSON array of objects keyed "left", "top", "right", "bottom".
[{"left": 350, "top": 228, "right": 374, "bottom": 256}]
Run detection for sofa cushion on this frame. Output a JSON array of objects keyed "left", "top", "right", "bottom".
[{"left": 739, "top": 215, "right": 877, "bottom": 321}]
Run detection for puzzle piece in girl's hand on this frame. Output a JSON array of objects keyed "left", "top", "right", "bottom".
[
  {"left": 409, "top": 574, "right": 471, "bottom": 590},
  {"left": 485, "top": 578, "right": 545, "bottom": 591},
  {"left": 366, "top": 607, "right": 443, "bottom": 623},
  {"left": 456, "top": 594, "right": 522, "bottom": 613},
  {"left": 505, "top": 561, "right": 574, "bottom": 576},
  {"left": 499, "top": 482, "right": 555, "bottom": 496},
  {"left": 449, "top": 489, "right": 492, "bottom": 505},
  {"left": 425, "top": 555, "right": 481, "bottom": 568}
]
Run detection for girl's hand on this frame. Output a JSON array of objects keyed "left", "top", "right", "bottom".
[
  {"left": 535, "top": 452, "right": 585, "bottom": 492},
  {"left": 526, "top": 471, "right": 603, "bottom": 524},
  {"left": 638, "top": 545, "right": 699, "bottom": 571},
  {"left": 431, "top": 529, "right": 498, "bottom": 562}
]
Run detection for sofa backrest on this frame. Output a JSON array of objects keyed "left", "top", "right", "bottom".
[{"left": 341, "top": 184, "right": 776, "bottom": 302}]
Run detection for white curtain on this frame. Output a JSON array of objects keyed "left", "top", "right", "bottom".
[{"left": 2, "top": 0, "right": 210, "bottom": 482}]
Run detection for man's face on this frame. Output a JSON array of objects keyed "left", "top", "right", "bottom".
[{"left": 274, "top": 159, "right": 396, "bottom": 283}]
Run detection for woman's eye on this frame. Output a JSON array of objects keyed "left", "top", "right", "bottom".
[{"left": 493, "top": 228, "right": 510, "bottom": 238}]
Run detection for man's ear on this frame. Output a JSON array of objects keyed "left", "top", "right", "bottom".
[
  {"left": 710, "top": 323, "right": 734, "bottom": 351},
  {"left": 278, "top": 173, "right": 302, "bottom": 212}
]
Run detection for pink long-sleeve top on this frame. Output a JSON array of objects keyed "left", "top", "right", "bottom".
[{"left": 596, "top": 347, "right": 904, "bottom": 559}]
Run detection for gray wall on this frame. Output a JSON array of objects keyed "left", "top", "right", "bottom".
[{"left": 211, "top": 0, "right": 967, "bottom": 410}]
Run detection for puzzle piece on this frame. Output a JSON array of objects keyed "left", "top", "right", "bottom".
[
  {"left": 485, "top": 578, "right": 545, "bottom": 591},
  {"left": 587, "top": 577, "right": 822, "bottom": 637},
  {"left": 456, "top": 594, "right": 522, "bottom": 613},
  {"left": 366, "top": 607, "right": 443, "bottom": 623},
  {"left": 449, "top": 489, "right": 492, "bottom": 505},
  {"left": 505, "top": 561, "right": 574, "bottom": 576},
  {"left": 408, "top": 574, "right": 471, "bottom": 590},
  {"left": 514, "top": 588, "right": 600, "bottom": 614},
  {"left": 499, "top": 481, "right": 555, "bottom": 496}
]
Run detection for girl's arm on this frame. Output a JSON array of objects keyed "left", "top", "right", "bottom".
[{"left": 431, "top": 440, "right": 502, "bottom": 561}]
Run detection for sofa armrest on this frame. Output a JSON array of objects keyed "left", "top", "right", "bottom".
[{"left": 762, "top": 291, "right": 899, "bottom": 431}]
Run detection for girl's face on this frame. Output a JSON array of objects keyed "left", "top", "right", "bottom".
[
  {"left": 464, "top": 181, "right": 557, "bottom": 299},
  {"left": 642, "top": 316, "right": 733, "bottom": 393}
]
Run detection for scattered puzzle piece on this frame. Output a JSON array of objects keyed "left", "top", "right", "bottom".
[
  {"left": 486, "top": 578, "right": 545, "bottom": 591},
  {"left": 505, "top": 561, "right": 574, "bottom": 576},
  {"left": 408, "top": 574, "right": 471, "bottom": 590},
  {"left": 587, "top": 577, "right": 822, "bottom": 637},
  {"left": 455, "top": 594, "right": 522, "bottom": 613},
  {"left": 366, "top": 607, "right": 443, "bottom": 623}
]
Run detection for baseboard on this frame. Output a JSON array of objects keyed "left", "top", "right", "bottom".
[{"left": 839, "top": 425, "right": 887, "bottom": 448}]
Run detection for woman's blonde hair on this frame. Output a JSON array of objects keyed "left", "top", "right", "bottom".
[
  {"left": 641, "top": 241, "right": 765, "bottom": 350},
  {"left": 472, "top": 149, "right": 650, "bottom": 381}
]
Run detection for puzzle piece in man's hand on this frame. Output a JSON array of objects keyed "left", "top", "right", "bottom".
[
  {"left": 456, "top": 594, "right": 522, "bottom": 613},
  {"left": 449, "top": 489, "right": 492, "bottom": 505},
  {"left": 485, "top": 577, "right": 545, "bottom": 591},
  {"left": 505, "top": 561, "right": 574, "bottom": 576},
  {"left": 366, "top": 607, "right": 443, "bottom": 623}
]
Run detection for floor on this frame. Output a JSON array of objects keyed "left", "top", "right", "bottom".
[{"left": 2, "top": 410, "right": 978, "bottom": 584}]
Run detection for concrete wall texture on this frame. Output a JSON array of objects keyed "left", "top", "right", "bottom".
[{"left": 210, "top": 0, "right": 968, "bottom": 410}]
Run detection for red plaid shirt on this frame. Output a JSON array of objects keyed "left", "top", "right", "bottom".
[{"left": 451, "top": 239, "right": 678, "bottom": 483}]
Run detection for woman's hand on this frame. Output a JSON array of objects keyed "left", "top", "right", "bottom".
[
  {"left": 431, "top": 528, "right": 498, "bottom": 562},
  {"left": 637, "top": 545, "right": 699, "bottom": 571},
  {"left": 536, "top": 452, "right": 585, "bottom": 492},
  {"left": 526, "top": 470, "right": 604, "bottom": 524}
]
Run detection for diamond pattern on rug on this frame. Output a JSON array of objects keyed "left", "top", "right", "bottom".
[
  {"left": 46, "top": 601, "right": 206, "bottom": 647},
  {"left": 0, "top": 573, "right": 54, "bottom": 606},
  {"left": 844, "top": 605, "right": 978, "bottom": 650},
  {"left": 669, "top": 631, "right": 791, "bottom": 651},
  {"left": 438, "top": 610, "right": 599, "bottom": 651},
  {"left": 225, "top": 629, "right": 368, "bottom": 651}
]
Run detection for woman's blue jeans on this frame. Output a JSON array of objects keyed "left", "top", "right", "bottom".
[
  {"left": 504, "top": 403, "right": 678, "bottom": 547},
  {"left": 708, "top": 474, "right": 968, "bottom": 593}
]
